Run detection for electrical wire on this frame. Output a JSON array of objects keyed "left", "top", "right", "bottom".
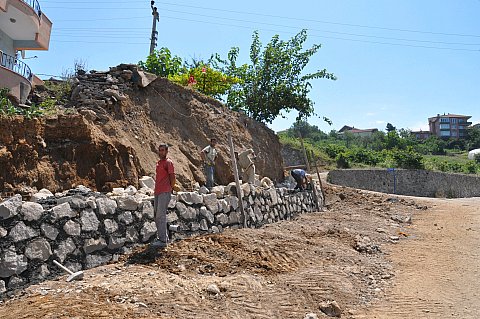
[{"left": 41, "top": 1, "right": 480, "bottom": 38}]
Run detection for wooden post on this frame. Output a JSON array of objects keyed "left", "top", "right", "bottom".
[
  {"left": 298, "top": 133, "right": 319, "bottom": 211},
  {"left": 227, "top": 132, "right": 247, "bottom": 228},
  {"left": 311, "top": 149, "right": 326, "bottom": 207}
]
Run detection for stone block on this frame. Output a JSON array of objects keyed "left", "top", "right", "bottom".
[
  {"left": 140, "top": 222, "right": 157, "bottom": 242},
  {"left": 179, "top": 206, "right": 197, "bottom": 221},
  {"left": 63, "top": 220, "right": 81, "bottom": 236},
  {"left": 177, "top": 192, "right": 203, "bottom": 205},
  {"left": 118, "top": 211, "right": 134, "bottom": 225},
  {"left": 25, "top": 238, "right": 52, "bottom": 261},
  {"left": 83, "top": 238, "right": 107, "bottom": 254},
  {"left": 85, "top": 254, "right": 112, "bottom": 269},
  {"left": 116, "top": 195, "right": 140, "bottom": 211},
  {"left": 0, "top": 248, "right": 28, "bottom": 278},
  {"left": 199, "top": 219, "right": 209, "bottom": 231},
  {"left": 138, "top": 176, "right": 155, "bottom": 189},
  {"left": 54, "top": 238, "right": 76, "bottom": 262},
  {"left": 80, "top": 210, "right": 100, "bottom": 232},
  {"left": 96, "top": 197, "right": 117, "bottom": 215},
  {"left": 51, "top": 202, "right": 77, "bottom": 221},
  {"left": 9, "top": 222, "right": 38, "bottom": 241},
  {"left": 20, "top": 202, "right": 44, "bottom": 221},
  {"left": 0, "top": 226, "right": 7, "bottom": 238},
  {"left": 30, "top": 188, "right": 53, "bottom": 202},
  {"left": 104, "top": 219, "right": 118, "bottom": 233},
  {"left": 108, "top": 237, "right": 126, "bottom": 250},
  {"left": 142, "top": 200, "right": 154, "bottom": 219},
  {"left": 167, "top": 212, "right": 179, "bottom": 223},
  {"left": 215, "top": 213, "right": 228, "bottom": 226},
  {"left": 0, "top": 194, "right": 22, "bottom": 219},
  {"left": 200, "top": 207, "right": 214, "bottom": 224}
]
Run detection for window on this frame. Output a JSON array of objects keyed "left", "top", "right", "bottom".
[
  {"left": 451, "top": 131, "right": 458, "bottom": 136},
  {"left": 451, "top": 124, "right": 457, "bottom": 129},
  {"left": 450, "top": 118, "right": 457, "bottom": 123},
  {"left": 440, "top": 124, "right": 450, "bottom": 129},
  {"left": 440, "top": 131, "right": 451, "bottom": 137},
  {"left": 459, "top": 119, "right": 466, "bottom": 123},
  {"left": 440, "top": 118, "right": 449, "bottom": 123}
]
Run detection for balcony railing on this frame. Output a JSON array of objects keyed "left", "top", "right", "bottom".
[
  {"left": 21, "top": 0, "right": 42, "bottom": 17},
  {"left": 0, "top": 52, "right": 33, "bottom": 81}
]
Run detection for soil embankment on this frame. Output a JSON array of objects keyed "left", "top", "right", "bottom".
[{"left": 0, "top": 71, "right": 284, "bottom": 194}]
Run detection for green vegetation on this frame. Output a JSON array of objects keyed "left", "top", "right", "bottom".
[
  {"left": 139, "top": 47, "right": 239, "bottom": 100},
  {"left": 279, "top": 120, "right": 480, "bottom": 174},
  {"left": 140, "top": 30, "right": 335, "bottom": 123},
  {"left": 0, "top": 87, "right": 61, "bottom": 119}
]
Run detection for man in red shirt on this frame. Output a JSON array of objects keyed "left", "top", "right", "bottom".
[{"left": 152, "top": 143, "right": 176, "bottom": 248}]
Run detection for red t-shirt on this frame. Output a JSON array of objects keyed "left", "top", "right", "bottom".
[{"left": 154, "top": 158, "right": 174, "bottom": 194}]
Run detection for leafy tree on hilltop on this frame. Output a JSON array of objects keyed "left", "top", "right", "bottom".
[
  {"left": 138, "top": 47, "right": 184, "bottom": 78},
  {"left": 212, "top": 30, "right": 336, "bottom": 123},
  {"left": 386, "top": 122, "right": 396, "bottom": 132}
]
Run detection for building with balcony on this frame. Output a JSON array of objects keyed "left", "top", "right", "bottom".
[
  {"left": 428, "top": 113, "right": 472, "bottom": 139},
  {"left": 0, "top": 0, "right": 52, "bottom": 102}
]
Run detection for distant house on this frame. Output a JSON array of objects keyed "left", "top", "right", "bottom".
[
  {"left": 428, "top": 113, "right": 472, "bottom": 139},
  {"left": 411, "top": 130, "right": 432, "bottom": 140},
  {"left": 0, "top": 0, "right": 52, "bottom": 103},
  {"left": 338, "top": 126, "right": 379, "bottom": 138}
]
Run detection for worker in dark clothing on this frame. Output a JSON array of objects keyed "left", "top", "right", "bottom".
[{"left": 290, "top": 169, "right": 311, "bottom": 190}]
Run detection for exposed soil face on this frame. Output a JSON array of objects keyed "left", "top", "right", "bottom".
[
  {"left": 0, "top": 78, "right": 284, "bottom": 194},
  {"left": 0, "top": 184, "right": 434, "bottom": 318}
]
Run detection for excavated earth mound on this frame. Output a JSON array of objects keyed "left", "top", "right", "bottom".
[{"left": 0, "top": 67, "right": 284, "bottom": 195}]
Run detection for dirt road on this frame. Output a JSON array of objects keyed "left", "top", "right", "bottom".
[
  {"left": 1, "top": 186, "right": 479, "bottom": 318},
  {"left": 357, "top": 196, "right": 480, "bottom": 318}
]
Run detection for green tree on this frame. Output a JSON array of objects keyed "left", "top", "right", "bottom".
[
  {"left": 212, "top": 30, "right": 336, "bottom": 123},
  {"left": 138, "top": 47, "right": 184, "bottom": 78},
  {"left": 466, "top": 126, "right": 480, "bottom": 150},
  {"left": 386, "top": 123, "right": 396, "bottom": 132}
]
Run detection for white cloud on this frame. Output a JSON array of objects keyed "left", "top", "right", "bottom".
[{"left": 375, "top": 120, "right": 386, "bottom": 124}]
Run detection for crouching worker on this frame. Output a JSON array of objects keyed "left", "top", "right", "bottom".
[
  {"left": 152, "top": 143, "right": 178, "bottom": 248},
  {"left": 290, "top": 168, "right": 312, "bottom": 191}
]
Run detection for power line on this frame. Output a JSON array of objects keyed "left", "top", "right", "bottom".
[
  {"left": 158, "top": 8, "right": 480, "bottom": 47},
  {"left": 42, "top": 1, "right": 480, "bottom": 38},
  {"left": 158, "top": 15, "right": 480, "bottom": 52},
  {"left": 158, "top": 2, "right": 480, "bottom": 39},
  {"left": 54, "top": 16, "right": 150, "bottom": 22}
]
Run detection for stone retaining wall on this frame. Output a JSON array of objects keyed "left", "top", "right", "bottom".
[
  {"left": 328, "top": 168, "right": 480, "bottom": 198},
  {"left": 0, "top": 184, "right": 320, "bottom": 295}
]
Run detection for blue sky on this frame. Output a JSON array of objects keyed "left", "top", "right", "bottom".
[{"left": 30, "top": 0, "right": 480, "bottom": 133}]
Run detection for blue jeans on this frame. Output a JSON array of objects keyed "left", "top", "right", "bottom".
[{"left": 205, "top": 165, "right": 215, "bottom": 188}]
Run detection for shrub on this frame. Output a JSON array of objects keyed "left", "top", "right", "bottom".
[{"left": 336, "top": 153, "right": 350, "bottom": 168}]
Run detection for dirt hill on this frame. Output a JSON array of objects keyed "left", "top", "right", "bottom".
[{"left": 0, "top": 65, "right": 284, "bottom": 194}]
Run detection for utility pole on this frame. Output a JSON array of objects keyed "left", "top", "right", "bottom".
[{"left": 149, "top": 1, "right": 159, "bottom": 56}]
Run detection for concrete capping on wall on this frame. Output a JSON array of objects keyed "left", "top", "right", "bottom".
[
  {"left": 0, "top": 184, "right": 321, "bottom": 295},
  {"left": 328, "top": 168, "right": 480, "bottom": 198}
]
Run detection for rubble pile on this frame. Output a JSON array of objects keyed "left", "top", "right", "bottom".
[
  {"left": 69, "top": 64, "right": 156, "bottom": 120},
  {"left": 0, "top": 179, "right": 322, "bottom": 295}
]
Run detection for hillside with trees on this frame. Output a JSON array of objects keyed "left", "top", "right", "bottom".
[{"left": 280, "top": 120, "right": 480, "bottom": 174}]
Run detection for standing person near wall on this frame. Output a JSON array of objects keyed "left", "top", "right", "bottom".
[
  {"left": 153, "top": 143, "right": 177, "bottom": 248},
  {"left": 201, "top": 138, "right": 218, "bottom": 189},
  {"left": 238, "top": 148, "right": 256, "bottom": 184}
]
